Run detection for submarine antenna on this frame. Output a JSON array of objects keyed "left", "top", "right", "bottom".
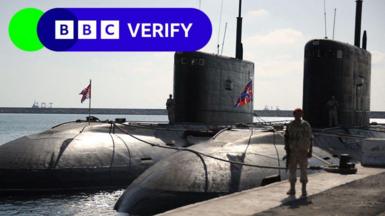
[
  {"left": 221, "top": 22, "right": 228, "bottom": 55},
  {"left": 362, "top": 30, "right": 367, "bottom": 50},
  {"left": 323, "top": 0, "right": 328, "bottom": 39},
  {"left": 88, "top": 79, "right": 92, "bottom": 124},
  {"left": 332, "top": 8, "right": 336, "bottom": 39},
  {"left": 235, "top": 0, "right": 243, "bottom": 59},
  {"left": 216, "top": 0, "right": 224, "bottom": 55},
  {"left": 354, "top": 0, "right": 363, "bottom": 47}
]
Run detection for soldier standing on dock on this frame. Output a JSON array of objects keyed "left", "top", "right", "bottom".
[{"left": 285, "top": 108, "right": 313, "bottom": 197}]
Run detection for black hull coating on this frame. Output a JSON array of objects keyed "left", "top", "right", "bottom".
[
  {"left": 174, "top": 52, "right": 254, "bottom": 124},
  {"left": 0, "top": 121, "right": 213, "bottom": 194},
  {"left": 115, "top": 129, "right": 336, "bottom": 215},
  {"left": 303, "top": 39, "right": 371, "bottom": 128},
  {"left": 114, "top": 186, "right": 223, "bottom": 215}
]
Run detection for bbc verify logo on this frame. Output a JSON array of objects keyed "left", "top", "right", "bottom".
[
  {"left": 55, "top": 20, "right": 193, "bottom": 40},
  {"left": 9, "top": 8, "right": 211, "bottom": 52}
]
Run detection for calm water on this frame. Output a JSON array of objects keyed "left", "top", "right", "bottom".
[
  {"left": 0, "top": 114, "right": 168, "bottom": 145},
  {"left": 0, "top": 113, "right": 383, "bottom": 215}
]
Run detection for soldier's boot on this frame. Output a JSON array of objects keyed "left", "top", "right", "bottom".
[
  {"left": 286, "top": 182, "right": 296, "bottom": 195},
  {"left": 301, "top": 182, "right": 307, "bottom": 197}
]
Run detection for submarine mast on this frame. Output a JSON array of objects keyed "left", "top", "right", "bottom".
[
  {"left": 354, "top": 0, "right": 362, "bottom": 47},
  {"left": 235, "top": 0, "right": 243, "bottom": 60}
]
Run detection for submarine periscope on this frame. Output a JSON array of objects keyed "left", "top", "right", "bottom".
[{"left": 114, "top": 0, "right": 385, "bottom": 215}]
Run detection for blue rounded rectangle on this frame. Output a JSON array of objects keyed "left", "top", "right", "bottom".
[{"left": 38, "top": 8, "right": 212, "bottom": 52}]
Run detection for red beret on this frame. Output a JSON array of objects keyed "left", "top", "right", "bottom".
[{"left": 293, "top": 108, "right": 303, "bottom": 114}]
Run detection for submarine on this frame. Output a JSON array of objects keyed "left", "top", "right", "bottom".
[
  {"left": 114, "top": 0, "right": 385, "bottom": 215},
  {"left": 0, "top": 119, "right": 226, "bottom": 194},
  {"left": 0, "top": 1, "right": 252, "bottom": 194},
  {"left": 114, "top": 128, "right": 339, "bottom": 215}
]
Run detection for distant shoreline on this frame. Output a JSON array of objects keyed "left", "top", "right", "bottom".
[
  {"left": 1, "top": 107, "right": 385, "bottom": 118},
  {"left": 0, "top": 107, "right": 166, "bottom": 115}
]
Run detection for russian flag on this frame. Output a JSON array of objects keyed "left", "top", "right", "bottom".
[
  {"left": 234, "top": 80, "right": 253, "bottom": 107},
  {"left": 79, "top": 83, "right": 91, "bottom": 103}
]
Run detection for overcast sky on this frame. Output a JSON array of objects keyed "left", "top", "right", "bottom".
[{"left": 1, "top": 0, "right": 384, "bottom": 110}]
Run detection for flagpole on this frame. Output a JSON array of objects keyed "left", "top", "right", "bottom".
[{"left": 89, "top": 79, "right": 92, "bottom": 124}]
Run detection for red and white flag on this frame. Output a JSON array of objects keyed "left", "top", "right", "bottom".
[{"left": 79, "top": 83, "right": 91, "bottom": 103}]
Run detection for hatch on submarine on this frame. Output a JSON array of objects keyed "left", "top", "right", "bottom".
[{"left": 114, "top": 0, "right": 385, "bottom": 215}]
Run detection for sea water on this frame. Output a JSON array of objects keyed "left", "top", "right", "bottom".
[{"left": 0, "top": 113, "right": 383, "bottom": 215}]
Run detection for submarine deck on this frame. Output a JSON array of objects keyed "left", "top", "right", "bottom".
[{"left": 159, "top": 165, "right": 385, "bottom": 216}]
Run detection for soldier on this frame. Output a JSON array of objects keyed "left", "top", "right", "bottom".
[
  {"left": 327, "top": 96, "right": 339, "bottom": 127},
  {"left": 285, "top": 108, "right": 313, "bottom": 197},
  {"left": 166, "top": 94, "right": 175, "bottom": 124}
]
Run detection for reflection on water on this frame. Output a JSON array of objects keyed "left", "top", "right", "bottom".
[{"left": 0, "top": 190, "right": 124, "bottom": 216}]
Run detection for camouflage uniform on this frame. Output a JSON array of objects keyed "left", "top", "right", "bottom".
[{"left": 285, "top": 120, "right": 312, "bottom": 185}]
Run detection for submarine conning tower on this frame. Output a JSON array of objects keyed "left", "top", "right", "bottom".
[
  {"left": 173, "top": 52, "right": 254, "bottom": 125},
  {"left": 172, "top": 0, "right": 254, "bottom": 125},
  {"left": 303, "top": 0, "right": 371, "bottom": 128}
]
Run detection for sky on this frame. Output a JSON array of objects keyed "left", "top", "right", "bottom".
[{"left": 0, "top": 0, "right": 384, "bottom": 111}]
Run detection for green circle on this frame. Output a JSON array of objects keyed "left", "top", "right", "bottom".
[{"left": 9, "top": 8, "right": 44, "bottom": 51}]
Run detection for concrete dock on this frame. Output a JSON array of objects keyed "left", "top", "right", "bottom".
[{"left": 160, "top": 165, "right": 385, "bottom": 216}]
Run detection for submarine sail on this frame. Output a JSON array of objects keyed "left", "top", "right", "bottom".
[
  {"left": 303, "top": 0, "right": 371, "bottom": 128},
  {"left": 173, "top": 0, "right": 252, "bottom": 125},
  {"left": 303, "top": 40, "right": 371, "bottom": 128},
  {"left": 174, "top": 52, "right": 254, "bottom": 124}
]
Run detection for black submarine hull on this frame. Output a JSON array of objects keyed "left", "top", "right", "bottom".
[
  {"left": 115, "top": 187, "right": 222, "bottom": 215},
  {"left": 114, "top": 128, "right": 338, "bottom": 215},
  {"left": 114, "top": 124, "right": 385, "bottom": 215},
  {"left": 0, "top": 120, "right": 215, "bottom": 194}
]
